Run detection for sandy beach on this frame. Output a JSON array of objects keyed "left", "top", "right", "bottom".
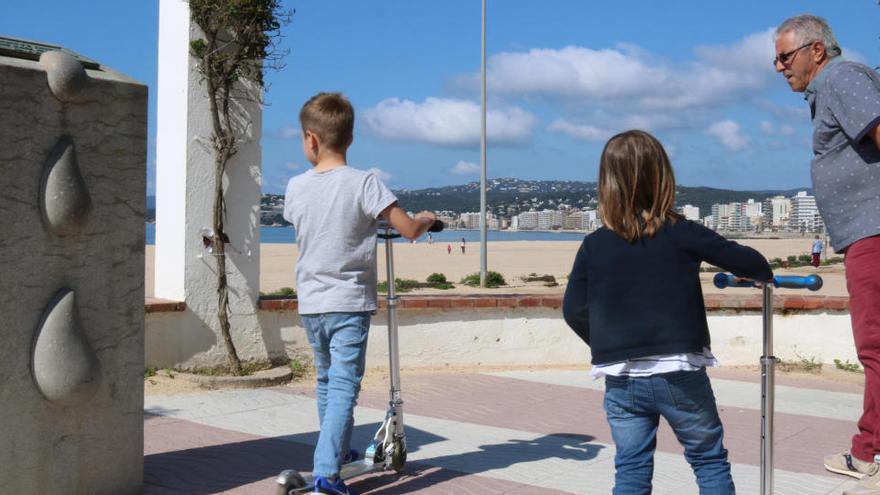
[{"left": 145, "top": 237, "right": 848, "bottom": 298}]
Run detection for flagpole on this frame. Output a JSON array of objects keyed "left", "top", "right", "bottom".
[{"left": 479, "top": 0, "right": 488, "bottom": 287}]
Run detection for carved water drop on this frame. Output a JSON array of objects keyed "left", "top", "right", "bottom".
[
  {"left": 32, "top": 289, "right": 100, "bottom": 404},
  {"left": 40, "top": 137, "right": 92, "bottom": 236}
]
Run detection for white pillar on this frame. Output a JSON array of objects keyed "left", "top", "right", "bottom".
[{"left": 155, "top": 0, "right": 265, "bottom": 367}]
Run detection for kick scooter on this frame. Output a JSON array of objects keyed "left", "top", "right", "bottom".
[
  {"left": 713, "top": 273, "right": 823, "bottom": 495},
  {"left": 275, "top": 219, "right": 445, "bottom": 495}
]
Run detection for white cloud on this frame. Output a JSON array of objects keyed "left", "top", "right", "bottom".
[
  {"left": 280, "top": 126, "right": 301, "bottom": 140},
  {"left": 284, "top": 162, "right": 303, "bottom": 171},
  {"left": 707, "top": 120, "right": 750, "bottom": 151},
  {"left": 547, "top": 111, "right": 693, "bottom": 143},
  {"left": 455, "top": 29, "right": 777, "bottom": 112},
  {"left": 363, "top": 97, "right": 537, "bottom": 147},
  {"left": 760, "top": 121, "right": 796, "bottom": 136},
  {"left": 547, "top": 120, "right": 613, "bottom": 142},
  {"left": 757, "top": 100, "right": 810, "bottom": 121},
  {"left": 367, "top": 167, "right": 392, "bottom": 182},
  {"left": 450, "top": 160, "right": 480, "bottom": 175}
]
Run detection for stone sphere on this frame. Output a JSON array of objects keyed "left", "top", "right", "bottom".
[{"left": 39, "top": 50, "right": 88, "bottom": 103}]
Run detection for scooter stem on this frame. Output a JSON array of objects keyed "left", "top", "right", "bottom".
[
  {"left": 383, "top": 229, "right": 405, "bottom": 438},
  {"left": 761, "top": 283, "right": 775, "bottom": 495}
]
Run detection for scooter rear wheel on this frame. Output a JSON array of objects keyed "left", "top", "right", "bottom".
[{"left": 275, "top": 470, "right": 306, "bottom": 495}]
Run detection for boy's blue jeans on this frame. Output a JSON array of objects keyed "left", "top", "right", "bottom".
[
  {"left": 302, "top": 312, "right": 371, "bottom": 479},
  {"left": 604, "top": 368, "right": 735, "bottom": 495}
]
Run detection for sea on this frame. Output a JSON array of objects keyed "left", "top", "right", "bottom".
[{"left": 144, "top": 224, "right": 587, "bottom": 245}]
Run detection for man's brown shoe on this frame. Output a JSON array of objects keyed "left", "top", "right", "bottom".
[{"left": 825, "top": 451, "right": 880, "bottom": 479}]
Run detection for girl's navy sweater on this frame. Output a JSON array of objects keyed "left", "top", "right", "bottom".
[{"left": 562, "top": 220, "right": 773, "bottom": 365}]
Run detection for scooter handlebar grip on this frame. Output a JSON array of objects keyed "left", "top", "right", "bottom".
[
  {"left": 713, "top": 273, "right": 757, "bottom": 289},
  {"left": 428, "top": 220, "right": 445, "bottom": 233},
  {"left": 774, "top": 274, "right": 823, "bottom": 291}
]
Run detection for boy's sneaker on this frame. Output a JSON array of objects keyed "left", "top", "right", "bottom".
[
  {"left": 825, "top": 451, "right": 880, "bottom": 479},
  {"left": 845, "top": 470, "right": 880, "bottom": 495},
  {"left": 313, "top": 476, "right": 359, "bottom": 495}
]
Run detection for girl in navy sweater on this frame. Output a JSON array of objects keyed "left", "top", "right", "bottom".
[{"left": 562, "top": 130, "right": 772, "bottom": 494}]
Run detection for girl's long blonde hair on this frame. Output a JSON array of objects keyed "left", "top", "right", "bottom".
[{"left": 598, "top": 130, "right": 681, "bottom": 242}]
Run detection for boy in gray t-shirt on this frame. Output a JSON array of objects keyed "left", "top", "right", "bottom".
[{"left": 282, "top": 93, "right": 435, "bottom": 495}]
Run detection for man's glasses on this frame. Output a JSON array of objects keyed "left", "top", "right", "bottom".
[{"left": 773, "top": 42, "right": 814, "bottom": 67}]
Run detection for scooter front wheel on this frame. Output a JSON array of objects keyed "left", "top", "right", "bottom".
[
  {"left": 391, "top": 439, "right": 407, "bottom": 473},
  {"left": 275, "top": 470, "right": 307, "bottom": 495}
]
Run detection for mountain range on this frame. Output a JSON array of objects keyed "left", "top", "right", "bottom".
[{"left": 146, "top": 178, "right": 813, "bottom": 221}]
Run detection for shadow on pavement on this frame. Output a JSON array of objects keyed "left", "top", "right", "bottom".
[{"left": 353, "top": 433, "right": 605, "bottom": 494}]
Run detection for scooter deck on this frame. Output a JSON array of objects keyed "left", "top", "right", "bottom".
[{"left": 279, "top": 460, "right": 385, "bottom": 494}]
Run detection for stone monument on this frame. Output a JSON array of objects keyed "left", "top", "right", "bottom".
[{"left": 0, "top": 37, "right": 146, "bottom": 494}]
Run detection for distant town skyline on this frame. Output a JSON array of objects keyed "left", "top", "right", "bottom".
[{"left": 3, "top": 1, "right": 878, "bottom": 195}]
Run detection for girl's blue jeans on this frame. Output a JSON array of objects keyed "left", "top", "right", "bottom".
[
  {"left": 302, "top": 311, "right": 371, "bottom": 479},
  {"left": 604, "top": 368, "right": 735, "bottom": 495}
]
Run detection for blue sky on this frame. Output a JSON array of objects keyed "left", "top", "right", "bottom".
[{"left": 3, "top": 1, "right": 879, "bottom": 194}]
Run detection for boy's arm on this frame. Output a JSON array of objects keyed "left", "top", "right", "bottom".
[
  {"left": 380, "top": 203, "right": 436, "bottom": 240},
  {"left": 562, "top": 241, "right": 590, "bottom": 345}
]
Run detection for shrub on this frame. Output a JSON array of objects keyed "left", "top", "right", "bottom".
[
  {"left": 377, "top": 278, "right": 420, "bottom": 293},
  {"left": 797, "top": 254, "right": 812, "bottom": 263},
  {"left": 834, "top": 359, "right": 862, "bottom": 373},
  {"left": 426, "top": 273, "right": 453, "bottom": 290},
  {"left": 289, "top": 353, "right": 311, "bottom": 380},
  {"left": 461, "top": 271, "right": 506, "bottom": 288},
  {"left": 273, "top": 287, "right": 296, "bottom": 296}
]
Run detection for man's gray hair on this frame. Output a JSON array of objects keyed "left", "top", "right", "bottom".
[{"left": 776, "top": 14, "right": 842, "bottom": 58}]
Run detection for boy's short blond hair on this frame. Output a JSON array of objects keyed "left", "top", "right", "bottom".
[{"left": 299, "top": 92, "right": 354, "bottom": 152}]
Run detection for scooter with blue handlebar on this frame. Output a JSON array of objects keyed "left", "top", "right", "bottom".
[{"left": 713, "top": 273, "right": 823, "bottom": 495}]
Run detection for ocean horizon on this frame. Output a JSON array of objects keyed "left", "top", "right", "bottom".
[{"left": 144, "top": 223, "right": 587, "bottom": 245}]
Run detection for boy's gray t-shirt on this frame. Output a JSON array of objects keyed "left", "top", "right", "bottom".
[{"left": 283, "top": 166, "right": 397, "bottom": 314}]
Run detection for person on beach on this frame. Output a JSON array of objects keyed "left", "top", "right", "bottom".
[
  {"left": 772, "top": 15, "right": 880, "bottom": 491},
  {"left": 811, "top": 235, "right": 823, "bottom": 268},
  {"left": 460, "top": 237, "right": 466, "bottom": 254},
  {"left": 283, "top": 92, "right": 435, "bottom": 495},
  {"left": 447, "top": 243, "right": 452, "bottom": 255},
  {"left": 562, "top": 130, "right": 773, "bottom": 494}
]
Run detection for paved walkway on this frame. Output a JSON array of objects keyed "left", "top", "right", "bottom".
[{"left": 145, "top": 368, "right": 864, "bottom": 494}]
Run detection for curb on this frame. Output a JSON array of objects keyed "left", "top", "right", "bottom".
[{"left": 171, "top": 366, "right": 293, "bottom": 390}]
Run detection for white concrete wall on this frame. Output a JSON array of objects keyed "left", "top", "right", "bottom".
[
  {"left": 146, "top": 308, "right": 858, "bottom": 369},
  {"left": 155, "top": 0, "right": 264, "bottom": 367}
]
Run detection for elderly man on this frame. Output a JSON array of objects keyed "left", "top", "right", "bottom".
[{"left": 774, "top": 14, "right": 880, "bottom": 494}]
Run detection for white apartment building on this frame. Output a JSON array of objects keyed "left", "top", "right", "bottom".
[
  {"left": 762, "top": 196, "right": 791, "bottom": 230},
  {"left": 790, "top": 191, "right": 823, "bottom": 232},
  {"left": 703, "top": 215, "right": 716, "bottom": 230},
  {"left": 680, "top": 204, "right": 700, "bottom": 221},
  {"left": 537, "top": 209, "right": 566, "bottom": 230},
  {"left": 459, "top": 211, "right": 500, "bottom": 230},
  {"left": 517, "top": 211, "right": 539, "bottom": 230},
  {"left": 565, "top": 209, "right": 600, "bottom": 231},
  {"left": 708, "top": 200, "right": 761, "bottom": 232}
]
